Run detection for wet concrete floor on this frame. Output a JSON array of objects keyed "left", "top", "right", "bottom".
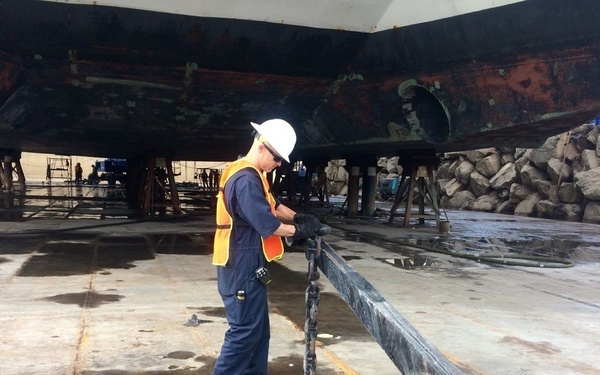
[{"left": 0, "top": 184, "right": 599, "bottom": 374}]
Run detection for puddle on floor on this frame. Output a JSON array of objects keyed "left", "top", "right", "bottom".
[
  {"left": 377, "top": 256, "right": 439, "bottom": 269},
  {"left": 18, "top": 242, "right": 96, "bottom": 277},
  {"left": 78, "top": 352, "right": 343, "bottom": 375},
  {"left": 42, "top": 290, "right": 124, "bottom": 308},
  {"left": 152, "top": 233, "right": 213, "bottom": 255},
  {"left": 338, "top": 227, "right": 597, "bottom": 265}
]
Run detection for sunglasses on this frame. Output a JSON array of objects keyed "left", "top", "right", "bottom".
[{"left": 262, "top": 143, "right": 283, "bottom": 163}]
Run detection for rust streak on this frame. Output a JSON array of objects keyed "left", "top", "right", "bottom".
[{"left": 500, "top": 336, "right": 561, "bottom": 355}]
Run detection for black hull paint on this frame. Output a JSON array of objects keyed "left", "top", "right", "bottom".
[{"left": 1, "top": 0, "right": 600, "bottom": 161}]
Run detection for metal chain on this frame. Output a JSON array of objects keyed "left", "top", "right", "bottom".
[{"left": 304, "top": 236, "right": 322, "bottom": 375}]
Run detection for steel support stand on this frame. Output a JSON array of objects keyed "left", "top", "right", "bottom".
[
  {"left": 2, "top": 156, "right": 13, "bottom": 193},
  {"left": 361, "top": 166, "right": 377, "bottom": 216},
  {"left": 347, "top": 166, "right": 360, "bottom": 218},
  {"left": 389, "top": 158, "right": 441, "bottom": 228},
  {"left": 13, "top": 158, "right": 26, "bottom": 192},
  {"left": 0, "top": 151, "right": 26, "bottom": 193},
  {"left": 142, "top": 157, "right": 182, "bottom": 218}
]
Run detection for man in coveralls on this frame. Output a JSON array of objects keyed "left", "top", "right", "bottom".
[{"left": 212, "top": 119, "right": 321, "bottom": 375}]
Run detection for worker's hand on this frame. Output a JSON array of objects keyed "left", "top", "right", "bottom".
[
  {"left": 293, "top": 220, "right": 321, "bottom": 239},
  {"left": 293, "top": 213, "right": 321, "bottom": 228}
]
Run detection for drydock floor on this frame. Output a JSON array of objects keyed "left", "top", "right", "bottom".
[{"left": 0, "top": 184, "right": 599, "bottom": 375}]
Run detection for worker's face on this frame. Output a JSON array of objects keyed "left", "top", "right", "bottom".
[{"left": 260, "top": 143, "right": 283, "bottom": 172}]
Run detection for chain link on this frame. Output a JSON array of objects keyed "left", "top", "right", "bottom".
[{"left": 304, "top": 236, "right": 322, "bottom": 375}]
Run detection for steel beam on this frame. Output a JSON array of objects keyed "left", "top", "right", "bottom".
[{"left": 318, "top": 240, "right": 464, "bottom": 375}]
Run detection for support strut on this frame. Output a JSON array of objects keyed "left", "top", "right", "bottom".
[
  {"left": 0, "top": 150, "right": 26, "bottom": 193},
  {"left": 141, "top": 157, "right": 182, "bottom": 218},
  {"left": 318, "top": 240, "right": 464, "bottom": 374},
  {"left": 389, "top": 155, "right": 443, "bottom": 228}
]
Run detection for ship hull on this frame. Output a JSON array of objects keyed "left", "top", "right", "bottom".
[{"left": 1, "top": 0, "right": 599, "bottom": 160}]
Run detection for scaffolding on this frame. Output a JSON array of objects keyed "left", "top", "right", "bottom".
[{"left": 46, "top": 156, "right": 72, "bottom": 183}]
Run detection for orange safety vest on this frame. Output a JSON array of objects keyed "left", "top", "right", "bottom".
[{"left": 213, "top": 159, "right": 284, "bottom": 266}]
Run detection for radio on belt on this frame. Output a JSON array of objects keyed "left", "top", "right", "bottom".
[{"left": 255, "top": 266, "right": 271, "bottom": 285}]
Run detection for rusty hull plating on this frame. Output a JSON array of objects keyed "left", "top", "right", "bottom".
[{"left": 1, "top": 0, "right": 600, "bottom": 161}]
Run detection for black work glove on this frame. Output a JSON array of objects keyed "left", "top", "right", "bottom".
[
  {"left": 293, "top": 213, "right": 321, "bottom": 228},
  {"left": 293, "top": 220, "right": 320, "bottom": 239}
]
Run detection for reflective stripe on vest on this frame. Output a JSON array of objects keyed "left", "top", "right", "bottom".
[{"left": 212, "top": 159, "right": 284, "bottom": 266}]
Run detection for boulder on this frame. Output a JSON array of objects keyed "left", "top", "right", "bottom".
[
  {"left": 509, "top": 183, "right": 533, "bottom": 204},
  {"left": 582, "top": 149, "right": 600, "bottom": 170},
  {"left": 514, "top": 192, "right": 542, "bottom": 217},
  {"left": 586, "top": 126, "right": 599, "bottom": 146},
  {"left": 571, "top": 132, "right": 594, "bottom": 152},
  {"left": 469, "top": 171, "right": 491, "bottom": 197},
  {"left": 465, "top": 148, "right": 496, "bottom": 163},
  {"left": 520, "top": 164, "right": 549, "bottom": 188},
  {"left": 455, "top": 160, "right": 475, "bottom": 185},
  {"left": 501, "top": 153, "right": 515, "bottom": 164},
  {"left": 514, "top": 148, "right": 528, "bottom": 159},
  {"left": 554, "top": 132, "right": 590, "bottom": 161},
  {"left": 476, "top": 153, "right": 501, "bottom": 178},
  {"left": 436, "top": 178, "right": 452, "bottom": 196},
  {"left": 472, "top": 192, "right": 501, "bottom": 212},
  {"left": 447, "top": 190, "right": 476, "bottom": 209},
  {"left": 574, "top": 167, "right": 600, "bottom": 200},
  {"left": 436, "top": 159, "right": 456, "bottom": 179},
  {"left": 563, "top": 203, "right": 584, "bottom": 222},
  {"left": 386, "top": 157, "right": 400, "bottom": 174},
  {"left": 535, "top": 200, "right": 564, "bottom": 220},
  {"left": 444, "top": 178, "right": 465, "bottom": 197},
  {"left": 496, "top": 200, "right": 515, "bottom": 215},
  {"left": 530, "top": 136, "right": 559, "bottom": 169},
  {"left": 546, "top": 158, "right": 572, "bottom": 184},
  {"left": 515, "top": 149, "right": 532, "bottom": 172},
  {"left": 582, "top": 202, "right": 600, "bottom": 224},
  {"left": 327, "top": 162, "right": 348, "bottom": 183},
  {"left": 490, "top": 163, "right": 518, "bottom": 191},
  {"left": 558, "top": 182, "right": 582, "bottom": 204},
  {"left": 447, "top": 158, "right": 461, "bottom": 176},
  {"left": 535, "top": 200, "right": 581, "bottom": 221},
  {"left": 563, "top": 142, "right": 581, "bottom": 162},
  {"left": 554, "top": 132, "right": 569, "bottom": 160},
  {"left": 571, "top": 154, "right": 584, "bottom": 175},
  {"left": 533, "top": 179, "right": 553, "bottom": 199}
]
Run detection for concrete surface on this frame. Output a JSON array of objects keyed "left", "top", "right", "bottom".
[{"left": 0, "top": 184, "right": 599, "bottom": 374}]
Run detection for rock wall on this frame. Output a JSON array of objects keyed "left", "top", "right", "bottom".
[
  {"left": 319, "top": 124, "right": 600, "bottom": 225},
  {"left": 435, "top": 124, "right": 600, "bottom": 224}
]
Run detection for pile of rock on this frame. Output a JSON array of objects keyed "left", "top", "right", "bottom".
[
  {"left": 378, "top": 157, "right": 403, "bottom": 179},
  {"left": 324, "top": 159, "right": 350, "bottom": 196},
  {"left": 435, "top": 124, "right": 600, "bottom": 224}
]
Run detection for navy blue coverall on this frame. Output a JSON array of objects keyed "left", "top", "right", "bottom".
[{"left": 213, "top": 169, "right": 282, "bottom": 375}]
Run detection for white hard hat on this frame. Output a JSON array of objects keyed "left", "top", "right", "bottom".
[{"left": 250, "top": 119, "right": 297, "bottom": 162}]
